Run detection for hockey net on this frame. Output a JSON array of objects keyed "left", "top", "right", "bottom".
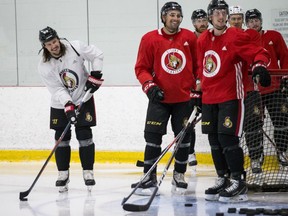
[{"left": 240, "top": 69, "right": 288, "bottom": 192}]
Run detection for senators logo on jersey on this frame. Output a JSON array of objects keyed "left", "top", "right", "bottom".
[
  {"left": 161, "top": 48, "right": 186, "bottom": 75},
  {"left": 59, "top": 69, "right": 79, "bottom": 92},
  {"left": 203, "top": 50, "right": 220, "bottom": 77}
]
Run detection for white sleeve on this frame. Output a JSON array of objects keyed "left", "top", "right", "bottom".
[{"left": 73, "top": 40, "right": 104, "bottom": 72}]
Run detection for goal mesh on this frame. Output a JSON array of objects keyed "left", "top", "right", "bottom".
[{"left": 240, "top": 70, "right": 288, "bottom": 192}]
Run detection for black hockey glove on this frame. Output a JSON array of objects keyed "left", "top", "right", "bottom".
[
  {"left": 64, "top": 101, "right": 77, "bottom": 124},
  {"left": 85, "top": 71, "right": 104, "bottom": 93},
  {"left": 142, "top": 81, "right": 164, "bottom": 103},
  {"left": 252, "top": 63, "right": 271, "bottom": 87},
  {"left": 190, "top": 90, "right": 202, "bottom": 113},
  {"left": 280, "top": 75, "right": 288, "bottom": 94}
]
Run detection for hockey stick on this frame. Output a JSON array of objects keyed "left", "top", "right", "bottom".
[
  {"left": 135, "top": 115, "right": 202, "bottom": 167},
  {"left": 122, "top": 107, "right": 198, "bottom": 212},
  {"left": 19, "top": 89, "right": 92, "bottom": 201}
]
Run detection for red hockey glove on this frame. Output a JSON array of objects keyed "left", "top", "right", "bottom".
[
  {"left": 64, "top": 101, "right": 77, "bottom": 124},
  {"left": 142, "top": 81, "right": 164, "bottom": 103},
  {"left": 190, "top": 90, "right": 202, "bottom": 113},
  {"left": 85, "top": 71, "right": 103, "bottom": 93},
  {"left": 252, "top": 62, "right": 271, "bottom": 87}
]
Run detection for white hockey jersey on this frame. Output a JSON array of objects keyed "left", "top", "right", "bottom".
[{"left": 38, "top": 40, "right": 103, "bottom": 109}]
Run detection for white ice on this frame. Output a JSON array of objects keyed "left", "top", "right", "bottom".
[{"left": 1, "top": 162, "right": 288, "bottom": 216}]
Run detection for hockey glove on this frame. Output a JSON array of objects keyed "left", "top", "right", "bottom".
[
  {"left": 252, "top": 63, "right": 271, "bottom": 87},
  {"left": 64, "top": 101, "right": 77, "bottom": 124},
  {"left": 190, "top": 90, "right": 202, "bottom": 113},
  {"left": 280, "top": 75, "right": 288, "bottom": 94},
  {"left": 142, "top": 81, "right": 164, "bottom": 103},
  {"left": 85, "top": 71, "right": 103, "bottom": 93}
]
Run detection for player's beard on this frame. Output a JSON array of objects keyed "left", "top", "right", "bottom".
[
  {"left": 165, "top": 21, "right": 181, "bottom": 34},
  {"left": 50, "top": 46, "right": 62, "bottom": 58},
  {"left": 196, "top": 25, "right": 207, "bottom": 33}
]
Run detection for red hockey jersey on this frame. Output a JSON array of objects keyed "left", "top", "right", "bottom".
[
  {"left": 258, "top": 30, "right": 288, "bottom": 94},
  {"left": 197, "top": 27, "right": 270, "bottom": 104},
  {"left": 135, "top": 28, "right": 198, "bottom": 103}
]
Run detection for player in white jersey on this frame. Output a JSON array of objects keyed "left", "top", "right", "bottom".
[{"left": 38, "top": 26, "right": 104, "bottom": 192}]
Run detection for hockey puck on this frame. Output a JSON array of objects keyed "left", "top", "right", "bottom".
[{"left": 184, "top": 203, "right": 193, "bottom": 207}]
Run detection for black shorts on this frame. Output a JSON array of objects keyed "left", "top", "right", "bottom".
[
  {"left": 144, "top": 101, "right": 191, "bottom": 136},
  {"left": 50, "top": 97, "right": 96, "bottom": 129},
  {"left": 201, "top": 99, "right": 244, "bottom": 137}
]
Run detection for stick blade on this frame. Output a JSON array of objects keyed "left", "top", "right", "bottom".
[
  {"left": 122, "top": 203, "right": 150, "bottom": 212},
  {"left": 122, "top": 187, "right": 159, "bottom": 212},
  {"left": 136, "top": 160, "right": 144, "bottom": 167},
  {"left": 19, "top": 191, "right": 29, "bottom": 201}
]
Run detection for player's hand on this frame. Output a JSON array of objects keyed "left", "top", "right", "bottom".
[
  {"left": 280, "top": 75, "right": 288, "bottom": 94},
  {"left": 190, "top": 90, "right": 202, "bottom": 113},
  {"left": 252, "top": 63, "right": 271, "bottom": 87},
  {"left": 85, "top": 71, "right": 103, "bottom": 93},
  {"left": 142, "top": 81, "right": 164, "bottom": 103},
  {"left": 64, "top": 101, "right": 77, "bottom": 124}
]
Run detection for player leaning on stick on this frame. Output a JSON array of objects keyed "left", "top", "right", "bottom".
[
  {"left": 132, "top": 1, "right": 199, "bottom": 195},
  {"left": 187, "top": 9, "right": 209, "bottom": 168},
  {"left": 38, "top": 26, "right": 104, "bottom": 192},
  {"left": 246, "top": 8, "right": 288, "bottom": 169},
  {"left": 228, "top": 5, "right": 265, "bottom": 174},
  {"left": 197, "top": 0, "right": 270, "bottom": 202}
]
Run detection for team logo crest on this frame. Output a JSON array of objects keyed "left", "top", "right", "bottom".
[
  {"left": 253, "top": 105, "right": 261, "bottom": 115},
  {"left": 203, "top": 50, "right": 220, "bottom": 77},
  {"left": 85, "top": 112, "right": 93, "bottom": 122},
  {"left": 59, "top": 69, "right": 79, "bottom": 92},
  {"left": 281, "top": 104, "right": 288, "bottom": 113},
  {"left": 223, "top": 117, "right": 233, "bottom": 128},
  {"left": 161, "top": 48, "right": 186, "bottom": 74}
]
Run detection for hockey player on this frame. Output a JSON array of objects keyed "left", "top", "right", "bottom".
[
  {"left": 246, "top": 9, "right": 288, "bottom": 168},
  {"left": 228, "top": 5, "right": 265, "bottom": 174},
  {"left": 38, "top": 26, "right": 104, "bottom": 192},
  {"left": 132, "top": 1, "right": 198, "bottom": 195},
  {"left": 197, "top": 0, "right": 271, "bottom": 202},
  {"left": 191, "top": 9, "right": 209, "bottom": 38},
  {"left": 187, "top": 9, "right": 209, "bottom": 168}
]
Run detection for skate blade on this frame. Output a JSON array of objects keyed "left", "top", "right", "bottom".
[
  {"left": 134, "top": 187, "right": 160, "bottom": 196},
  {"left": 87, "top": 186, "right": 93, "bottom": 192},
  {"left": 58, "top": 185, "right": 68, "bottom": 193},
  {"left": 171, "top": 185, "right": 187, "bottom": 195},
  {"left": 204, "top": 194, "right": 219, "bottom": 201},
  {"left": 218, "top": 194, "right": 248, "bottom": 203}
]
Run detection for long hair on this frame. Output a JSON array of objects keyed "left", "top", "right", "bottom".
[{"left": 42, "top": 41, "right": 66, "bottom": 62}]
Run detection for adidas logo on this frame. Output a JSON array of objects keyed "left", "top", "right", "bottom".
[
  {"left": 222, "top": 46, "right": 227, "bottom": 51},
  {"left": 184, "top": 41, "right": 189, "bottom": 46},
  {"left": 269, "top": 41, "right": 273, "bottom": 45}
]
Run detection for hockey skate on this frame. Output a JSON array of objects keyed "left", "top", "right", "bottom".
[
  {"left": 171, "top": 171, "right": 188, "bottom": 195},
  {"left": 205, "top": 177, "right": 230, "bottom": 201},
  {"left": 131, "top": 173, "right": 159, "bottom": 196},
  {"left": 83, "top": 170, "right": 95, "bottom": 192},
  {"left": 218, "top": 179, "right": 248, "bottom": 203},
  {"left": 56, "top": 170, "right": 69, "bottom": 193},
  {"left": 251, "top": 154, "right": 264, "bottom": 174},
  {"left": 188, "top": 153, "right": 198, "bottom": 166}
]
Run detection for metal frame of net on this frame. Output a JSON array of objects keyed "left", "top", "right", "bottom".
[{"left": 240, "top": 70, "right": 288, "bottom": 192}]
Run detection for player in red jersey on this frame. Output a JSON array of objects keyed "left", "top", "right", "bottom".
[
  {"left": 246, "top": 9, "right": 288, "bottom": 168},
  {"left": 187, "top": 9, "right": 209, "bottom": 168},
  {"left": 197, "top": 0, "right": 270, "bottom": 202},
  {"left": 132, "top": 2, "right": 198, "bottom": 195},
  {"left": 228, "top": 6, "right": 265, "bottom": 174}
]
